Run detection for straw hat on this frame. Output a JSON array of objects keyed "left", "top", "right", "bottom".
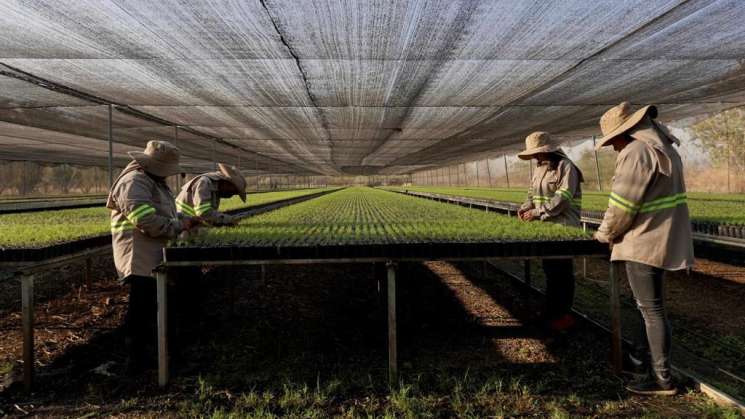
[
  {"left": 517, "top": 131, "right": 560, "bottom": 160},
  {"left": 128, "top": 140, "right": 181, "bottom": 177},
  {"left": 596, "top": 102, "right": 658, "bottom": 149},
  {"left": 218, "top": 163, "right": 247, "bottom": 202}
]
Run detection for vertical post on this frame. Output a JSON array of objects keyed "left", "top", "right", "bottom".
[
  {"left": 461, "top": 163, "right": 467, "bottom": 186},
  {"left": 175, "top": 126, "right": 181, "bottom": 190},
  {"left": 609, "top": 261, "right": 622, "bottom": 373},
  {"left": 21, "top": 275, "right": 34, "bottom": 392},
  {"left": 108, "top": 104, "right": 114, "bottom": 188},
  {"left": 387, "top": 262, "right": 398, "bottom": 387},
  {"left": 593, "top": 136, "right": 602, "bottom": 191},
  {"left": 503, "top": 155, "right": 510, "bottom": 189},
  {"left": 475, "top": 161, "right": 481, "bottom": 187},
  {"left": 486, "top": 158, "right": 493, "bottom": 188},
  {"left": 524, "top": 259, "right": 531, "bottom": 288},
  {"left": 156, "top": 269, "right": 169, "bottom": 387},
  {"left": 582, "top": 223, "right": 588, "bottom": 279}
]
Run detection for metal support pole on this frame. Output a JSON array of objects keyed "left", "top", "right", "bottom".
[
  {"left": 503, "top": 155, "right": 510, "bottom": 189},
  {"left": 582, "top": 223, "right": 588, "bottom": 279},
  {"left": 461, "top": 163, "right": 467, "bottom": 186},
  {"left": 157, "top": 269, "right": 169, "bottom": 387},
  {"left": 475, "top": 161, "right": 480, "bottom": 187},
  {"left": 108, "top": 104, "right": 114, "bottom": 188},
  {"left": 486, "top": 158, "right": 493, "bottom": 187},
  {"left": 22, "top": 275, "right": 34, "bottom": 392},
  {"left": 609, "top": 262, "right": 622, "bottom": 373},
  {"left": 593, "top": 136, "right": 602, "bottom": 191},
  {"left": 387, "top": 262, "right": 398, "bottom": 387}
]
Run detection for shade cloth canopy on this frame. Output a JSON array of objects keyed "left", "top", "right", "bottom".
[{"left": 0, "top": 0, "right": 743, "bottom": 174}]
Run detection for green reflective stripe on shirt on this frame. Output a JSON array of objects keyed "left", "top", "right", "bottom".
[
  {"left": 557, "top": 188, "right": 573, "bottom": 200},
  {"left": 176, "top": 200, "right": 196, "bottom": 216},
  {"left": 608, "top": 192, "right": 640, "bottom": 213},
  {"left": 639, "top": 193, "right": 687, "bottom": 213},
  {"left": 195, "top": 202, "right": 214, "bottom": 216},
  {"left": 127, "top": 204, "right": 156, "bottom": 223},
  {"left": 111, "top": 219, "right": 134, "bottom": 232}
]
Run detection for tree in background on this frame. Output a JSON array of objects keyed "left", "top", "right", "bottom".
[
  {"left": 574, "top": 148, "right": 616, "bottom": 191},
  {"left": 690, "top": 107, "right": 745, "bottom": 192},
  {"left": 48, "top": 164, "right": 80, "bottom": 194}
]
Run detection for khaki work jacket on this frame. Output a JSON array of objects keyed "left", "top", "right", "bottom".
[
  {"left": 595, "top": 120, "right": 694, "bottom": 270},
  {"left": 520, "top": 156, "right": 583, "bottom": 228},
  {"left": 106, "top": 162, "right": 184, "bottom": 281},
  {"left": 175, "top": 173, "right": 237, "bottom": 226}
]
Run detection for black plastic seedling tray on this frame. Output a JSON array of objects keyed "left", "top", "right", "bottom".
[{"left": 164, "top": 238, "right": 609, "bottom": 264}]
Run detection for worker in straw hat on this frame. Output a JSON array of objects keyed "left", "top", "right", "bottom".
[
  {"left": 594, "top": 102, "right": 694, "bottom": 396},
  {"left": 517, "top": 131, "right": 584, "bottom": 332},
  {"left": 175, "top": 163, "right": 247, "bottom": 228},
  {"left": 106, "top": 140, "right": 201, "bottom": 372}
]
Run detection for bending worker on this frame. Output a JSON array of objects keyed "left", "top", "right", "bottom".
[
  {"left": 517, "top": 131, "right": 584, "bottom": 332},
  {"left": 175, "top": 162, "right": 247, "bottom": 226},
  {"left": 594, "top": 102, "right": 694, "bottom": 396},
  {"left": 106, "top": 140, "right": 199, "bottom": 371}
]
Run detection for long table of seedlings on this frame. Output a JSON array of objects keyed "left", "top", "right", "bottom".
[
  {"left": 0, "top": 188, "right": 335, "bottom": 263},
  {"left": 389, "top": 186, "right": 745, "bottom": 263},
  {"left": 167, "top": 187, "right": 605, "bottom": 262},
  {"left": 158, "top": 187, "right": 610, "bottom": 386}
]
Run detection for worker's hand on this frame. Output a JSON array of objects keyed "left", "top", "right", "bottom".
[
  {"left": 522, "top": 210, "right": 537, "bottom": 221},
  {"left": 181, "top": 216, "right": 202, "bottom": 231}
]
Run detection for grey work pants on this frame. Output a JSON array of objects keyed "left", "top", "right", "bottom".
[{"left": 625, "top": 261, "right": 672, "bottom": 382}]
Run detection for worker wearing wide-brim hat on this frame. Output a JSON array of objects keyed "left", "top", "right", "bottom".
[
  {"left": 106, "top": 140, "right": 200, "bottom": 371},
  {"left": 176, "top": 163, "right": 248, "bottom": 228},
  {"left": 594, "top": 102, "right": 694, "bottom": 396},
  {"left": 517, "top": 131, "right": 584, "bottom": 332}
]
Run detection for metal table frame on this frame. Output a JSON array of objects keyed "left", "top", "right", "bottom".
[{"left": 155, "top": 248, "right": 615, "bottom": 388}]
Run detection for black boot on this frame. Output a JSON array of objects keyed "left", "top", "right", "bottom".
[{"left": 625, "top": 371, "right": 677, "bottom": 396}]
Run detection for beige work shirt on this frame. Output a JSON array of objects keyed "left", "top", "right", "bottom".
[
  {"left": 520, "top": 155, "right": 583, "bottom": 228},
  {"left": 175, "top": 173, "right": 237, "bottom": 226},
  {"left": 595, "top": 120, "right": 695, "bottom": 270},
  {"left": 106, "top": 162, "right": 184, "bottom": 281}
]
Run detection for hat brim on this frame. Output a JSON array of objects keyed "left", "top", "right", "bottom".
[
  {"left": 128, "top": 151, "right": 182, "bottom": 177},
  {"left": 218, "top": 163, "right": 247, "bottom": 200},
  {"left": 596, "top": 105, "right": 657, "bottom": 150},
  {"left": 517, "top": 144, "right": 560, "bottom": 160}
]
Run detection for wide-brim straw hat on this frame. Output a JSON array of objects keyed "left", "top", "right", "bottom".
[
  {"left": 128, "top": 140, "right": 181, "bottom": 177},
  {"left": 517, "top": 131, "right": 560, "bottom": 160},
  {"left": 596, "top": 102, "right": 658, "bottom": 150},
  {"left": 218, "top": 163, "right": 247, "bottom": 202}
]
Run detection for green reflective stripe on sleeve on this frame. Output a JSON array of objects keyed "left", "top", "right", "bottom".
[
  {"left": 557, "top": 188, "right": 573, "bottom": 200},
  {"left": 111, "top": 219, "right": 134, "bottom": 232},
  {"left": 176, "top": 200, "right": 196, "bottom": 216},
  {"left": 127, "top": 204, "right": 156, "bottom": 223},
  {"left": 608, "top": 194, "right": 638, "bottom": 214},
  {"left": 195, "top": 203, "right": 214, "bottom": 216},
  {"left": 639, "top": 193, "right": 687, "bottom": 213},
  {"left": 609, "top": 192, "right": 640, "bottom": 210}
]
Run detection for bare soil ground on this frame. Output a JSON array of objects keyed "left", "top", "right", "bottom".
[{"left": 0, "top": 259, "right": 740, "bottom": 417}]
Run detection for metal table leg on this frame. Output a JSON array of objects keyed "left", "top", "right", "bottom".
[
  {"left": 609, "top": 262, "right": 622, "bottom": 373},
  {"left": 21, "top": 275, "right": 34, "bottom": 392},
  {"left": 386, "top": 262, "right": 398, "bottom": 387},
  {"left": 157, "top": 270, "right": 169, "bottom": 387}
]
